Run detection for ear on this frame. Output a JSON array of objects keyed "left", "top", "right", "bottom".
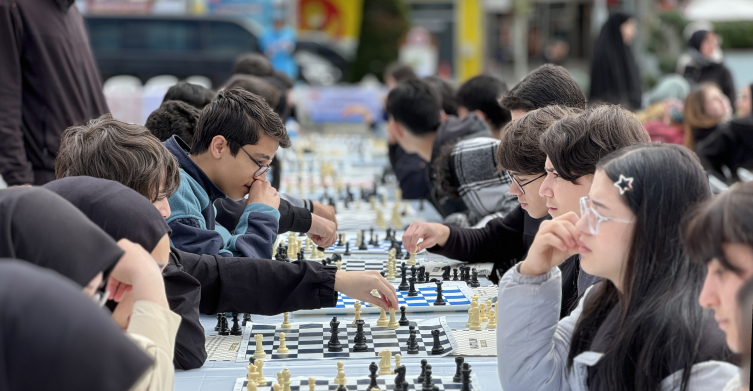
[
  {"left": 390, "top": 117, "right": 405, "bottom": 140},
  {"left": 474, "top": 110, "right": 487, "bottom": 121},
  {"left": 210, "top": 136, "right": 228, "bottom": 160}
]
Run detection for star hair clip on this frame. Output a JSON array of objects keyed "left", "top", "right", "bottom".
[{"left": 613, "top": 174, "right": 634, "bottom": 195}]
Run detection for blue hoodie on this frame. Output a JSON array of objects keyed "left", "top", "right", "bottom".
[{"left": 163, "top": 136, "right": 279, "bottom": 258}]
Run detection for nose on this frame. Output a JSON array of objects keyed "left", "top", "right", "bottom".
[
  {"left": 575, "top": 213, "right": 590, "bottom": 234},
  {"left": 539, "top": 174, "right": 554, "bottom": 198},
  {"left": 155, "top": 198, "right": 171, "bottom": 219},
  {"left": 508, "top": 182, "right": 523, "bottom": 196},
  {"left": 698, "top": 271, "right": 719, "bottom": 309}
]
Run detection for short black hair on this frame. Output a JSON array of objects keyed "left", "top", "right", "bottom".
[
  {"left": 384, "top": 62, "right": 419, "bottom": 84},
  {"left": 145, "top": 100, "right": 200, "bottom": 143},
  {"left": 539, "top": 104, "right": 650, "bottom": 182},
  {"left": 385, "top": 79, "right": 442, "bottom": 136},
  {"left": 223, "top": 74, "right": 282, "bottom": 108},
  {"left": 162, "top": 82, "right": 216, "bottom": 110},
  {"left": 272, "top": 71, "right": 295, "bottom": 90},
  {"left": 232, "top": 53, "right": 275, "bottom": 77},
  {"left": 500, "top": 64, "right": 586, "bottom": 112},
  {"left": 424, "top": 76, "right": 458, "bottom": 116},
  {"left": 191, "top": 88, "right": 290, "bottom": 156},
  {"left": 456, "top": 75, "right": 511, "bottom": 130}
]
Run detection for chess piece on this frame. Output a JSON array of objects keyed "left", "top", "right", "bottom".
[
  {"left": 441, "top": 265, "right": 451, "bottom": 281},
  {"left": 410, "top": 265, "right": 417, "bottom": 279},
  {"left": 336, "top": 260, "right": 342, "bottom": 270},
  {"left": 328, "top": 316, "right": 343, "bottom": 352},
  {"left": 407, "top": 278, "right": 418, "bottom": 297},
  {"left": 397, "top": 263, "right": 409, "bottom": 291},
  {"left": 358, "top": 233, "right": 369, "bottom": 250},
  {"left": 374, "top": 234, "right": 380, "bottom": 246},
  {"left": 433, "top": 281, "right": 446, "bottom": 306},
  {"left": 334, "top": 361, "right": 346, "bottom": 384},
  {"left": 376, "top": 210, "right": 386, "bottom": 229},
  {"left": 421, "top": 364, "right": 434, "bottom": 391},
  {"left": 460, "top": 362, "right": 473, "bottom": 391},
  {"left": 393, "top": 364, "right": 406, "bottom": 391},
  {"left": 407, "top": 251, "right": 417, "bottom": 266},
  {"left": 352, "top": 301, "right": 362, "bottom": 326},
  {"left": 417, "top": 359, "right": 428, "bottom": 382},
  {"left": 219, "top": 314, "right": 230, "bottom": 335},
  {"left": 417, "top": 266, "right": 426, "bottom": 283},
  {"left": 243, "top": 312, "right": 252, "bottom": 326},
  {"left": 305, "top": 237, "right": 311, "bottom": 252},
  {"left": 398, "top": 306, "right": 409, "bottom": 326},
  {"left": 337, "top": 233, "right": 344, "bottom": 246},
  {"left": 479, "top": 303, "right": 488, "bottom": 322},
  {"left": 277, "top": 332, "right": 289, "bottom": 354},
  {"left": 255, "top": 360, "right": 266, "bottom": 384},
  {"left": 368, "top": 362, "right": 379, "bottom": 390},
  {"left": 253, "top": 334, "right": 266, "bottom": 358},
  {"left": 281, "top": 312, "right": 292, "bottom": 329},
  {"left": 394, "top": 354, "right": 401, "bottom": 368},
  {"left": 453, "top": 357, "right": 464, "bottom": 382},
  {"left": 282, "top": 368, "right": 292, "bottom": 391},
  {"left": 215, "top": 313, "right": 223, "bottom": 331},
  {"left": 386, "top": 259, "right": 396, "bottom": 281},
  {"left": 487, "top": 305, "right": 497, "bottom": 329},
  {"left": 272, "top": 385, "right": 281, "bottom": 391},
  {"left": 308, "top": 377, "right": 316, "bottom": 391},
  {"left": 430, "top": 329, "right": 444, "bottom": 354},
  {"left": 406, "top": 327, "right": 419, "bottom": 354},
  {"left": 343, "top": 242, "right": 351, "bottom": 256},
  {"left": 353, "top": 320, "right": 368, "bottom": 352},
  {"left": 467, "top": 301, "right": 482, "bottom": 331},
  {"left": 469, "top": 268, "right": 481, "bottom": 288},
  {"left": 377, "top": 349, "right": 392, "bottom": 375},
  {"left": 376, "top": 307, "right": 389, "bottom": 327},
  {"left": 246, "top": 357, "right": 258, "bottom": 383},
  {"left": 246, "top": 378, "right": 258, "bottom": 391},
  {"left": 453, "top": 268, "right": 459, "bottom": 281},
  {"left": 387, "top": 307, "right": 399, "bottom": 329},
  {"left": 369, "top": 229, "right": 375, "bottom": 245}
]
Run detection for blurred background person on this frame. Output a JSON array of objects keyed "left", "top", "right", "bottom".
[
  {"left": 682, "top": 30, "right": 736, "bottom": 106},
  {"left": 683, "top": 82, "right": 732, "bottom": 150},
  {"left": 636, "top": 74, "right": 691, "bottom": 144},
  {"left": 588, "top": 12, "right": 642, "bottom": 110},
  {"left": 260, "top": 13, "right": 298, "bottom": 80},
  {"left": 736, "top": 83, "right": 752, "bottom": 119}
]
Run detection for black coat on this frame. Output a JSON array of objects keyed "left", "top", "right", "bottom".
[
  {"left": 697, "top": 115, "right": 753, "bottom": 176},
  {"left": 684, "top": 61, "right": 736, "bottom": 106}
]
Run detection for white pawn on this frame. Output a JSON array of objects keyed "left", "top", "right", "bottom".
[
  {"left": 246, "top": 378, "right": 258, "bottom": 391},
  {"left": 352, "top": 301, "right": 362, "bottom": 326},
  {"left": 394, "top": 353, "right": 402, "bottom": 369},
  {"left": 334, "top": 361, "right": 345, "bottom": 384},
  {"left": 387, "top": 308, "right": 399, "bottom": 329},
  {"left": 308, "top": 377, "right": 316, "bottom": 391},
  {"left": 281, "top": 312, "right": 292, "bottom": 329},
  {"left": 480, "top": 303, "right": 489, "bottom": 323},
  {"left": 376, "top": 307, "right": 389, "bottom": 327},
  {"left": 277, "top": 332, "right": 289, "bottom": 354}
]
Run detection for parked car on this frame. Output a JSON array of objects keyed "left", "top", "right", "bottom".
[{"left": 85, "top": 15, "right": 349, "bottom": 87}]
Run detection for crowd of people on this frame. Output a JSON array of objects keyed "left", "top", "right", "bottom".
[{"left": 0, "top": 1, "right": 752, "bottom": 390}]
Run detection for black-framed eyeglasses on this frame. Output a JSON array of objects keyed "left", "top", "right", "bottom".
[
  {"left": 239, "top": 146, "right": 271, "bottom": 178},
  {"left": 506, "top": 171, "right": 546, "bottom": 195}
]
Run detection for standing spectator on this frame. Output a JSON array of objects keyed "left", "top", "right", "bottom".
[
  {"left": 260, "top": 15, "right": 298, "bottom": 80},
  {"left": 0, "top": 0, "right": 108, "bottom": 186},
  {"left": 683, "top": 83, "right": 732, "bottom": 149},
  {"left": 589, "top": 12, "right": 642, "bottom": 110},
  {"left": 682, "top": 30, "right": 736, "bottom": 106}
]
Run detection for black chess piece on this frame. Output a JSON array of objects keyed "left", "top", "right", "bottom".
[
  {"left": 441, "top": 265, "right": 451, "bottom": 281},
  {"left": 242, "top": 312, "right": 251, "bottom": 326},
  {"left": 453, "top": 268, "right": 459, "bottom": 281},
  {"left": 214, "top": 313, "right": 222, "bottom": 331},
  {"left": 407, "top": 277, "right": 418, "bottom": 297},
  {"left": 433, "top": 281, "right": 446, "bottom": 306},
  {"left": 460, "top": 362, "right": 473, "bottom": 391},
  {"left": 353, "top": 320, "right": 368, "bottom": 352},
  {"left": 218, "top": 314, "right": 230, "bottom": 336},
  {"left": 417, "top": 359, "right": 428, "bottom": 382},
  {"left": 410, "top": 265, "right": 417, "bottom": 280},
  {"left": 321, "top": 260, "right": 327, "bottom": 266},
  {"left": 393, "top": 365, "right": 407, "bottom": 391},
  {"left": 407, "top": 328, "right": 419, "bottom": 354},
  {"left": 395, "top": 241, "right": 404, "bottom": 259},
  {"left": 421, "top": 364, "right": 434, "bottom": 391},
  {"left": 386, "top": 228, "right": 392, "bottom": 241},
  {"left": 398, "top": 264, "right": 409, "bottom": 291},
  {"left": 431, "top": 330, "right": 445, "bottom": 354},
  {"left": 402, "top": 381, "right": 410, "bottom": 391},
  {"left": 343, "top": 242, "right": 351, "bottom": 256},
  {"left": 230, "top": 313, "right": 242, "bottom": 335},
  {"left": 398, "top": 305, "right": 409, "bottom": 326},
  {"left": 328, "top": 316, "right": 342, "bottom": 352},
  {"left": 469, "top": 268, "right": 481, "bottom": 288},
  {"left": 336, "top": 384, "right": 347, "bottom": 391},
  {"left": 368, "top": 362, "right": 379, "bottom": 389},
  {"left": 369, "top": 230, "right": 375, "bottom": 245},
  {"left": 425, "top": 271, "right": 431, "bottom": 282},
  {"left": 358, "top": 233, "right": 369, "bottom": 251},
  {"left": 373, "top": 234, "right": 380, "bottom": 247},
  {"left": 337, "top": 233, "right": 344, "bottom": 246},
  {"left": 417, "top": 266, "right": 426, "bottom": 283},
  {"left": 453, "top": 357, "right": 465, "bottom": 382}
]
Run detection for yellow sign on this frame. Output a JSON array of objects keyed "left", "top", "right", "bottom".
[{"left": 298, "top": 0, "right": 363, "bottom": 40}]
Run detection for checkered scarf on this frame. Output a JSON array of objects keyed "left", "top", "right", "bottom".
[{"left": 449, "top": 137, "right": 518, "bottom": 226}]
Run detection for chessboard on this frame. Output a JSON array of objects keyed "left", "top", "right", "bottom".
[
  {"left": 424, "top": 261, "right": 494, "bottom": 278},
  {"left": 450, "top": 330, "right": 497, "bottom": 357},
  {"left": 471, "top": 286, "right": 499, "bottom": 305},
  {"left": 294, "top": 281, "right": 474, "bottom": 315},
  {"left": 280, "top": 234, "right": 424, "bottom": 255},
  {"left": 205, "top": 335, "right": 243, "bottom": 361},
  {"left": 235, "top": 317, "right": 457, "bottom": 362},
  {"left": 233, "top": 374, "right": 482, "bottom": 391},
  {"left": 308, "top": 256, "right": 425, "bottom": 272}
]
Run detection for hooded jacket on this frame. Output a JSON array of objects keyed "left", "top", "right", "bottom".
[
  {"left": 683, "top": 30, "right": 736, "bottom": 105},
  {"left": 0, "top": 0, "right": 108, "bottom": 185}
]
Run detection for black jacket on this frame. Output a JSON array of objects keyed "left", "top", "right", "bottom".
[
  {"left": 387, "top": 143, "right": 431, "bottom": 200},
  {"left": 684, "top": 61, "right": 736, "bottom": 106},
  {"left": 166, "top": 248, "right": 338, "bottom": 369},
  {"left": 697, "top": 115, "right": 753, "bottom": 177},
  {"left": 215, "top": 197, "right": 313, "bottom": 234},
  {"left": 0, "top": 0, "right": 109, "bottom": 185}
]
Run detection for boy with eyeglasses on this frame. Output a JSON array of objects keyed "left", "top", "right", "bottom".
[{"left": 164, "top": 88, "right": 287, "bottom": 258}]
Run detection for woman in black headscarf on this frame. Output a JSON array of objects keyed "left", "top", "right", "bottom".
[
  {"left": 44, "top": 177, "right": 181, "bottom": 391},
  {"left": 682, "top": 30, "right": 736, "bottom": 106},
  {"left": 589, "top": 12, "right": 642, "bottom": 110},
  {"left": 0, "top": 260, "right": 152, "bottom": 391}
]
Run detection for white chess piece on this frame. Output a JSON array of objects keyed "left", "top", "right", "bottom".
[
  {"left": 281, "top": 312, "right": 292, "bottom": 329},
  {"left": 407, "top": 251, "right": 417, "bottom": 266},
  {"left": 277, "top": 332, "right": 289, "bottom": 354},
  {"left": 255, "top": 359, "right": 266, "bottom": 384},
  {"left": 468, "top": 302, "right": 482, "bottom": 331},
  {"left": 377, "top": 349, "right": 392, "bottom": 375},
  {"left": 308, "top": 377, "right": 316, "bottom": 391},
  {"left": 253, "top": 334, "right": 267, "bottom": 358},
  {"left": 352, "top": 301, "right": 362, "bottom": 326},
  {"left": 394, "top": 353, "right": 402, "bottom": 369},
  {"left": 282, "top": 368, "right": 292, "bottom": 391},
  {"left": 387, "top": 308, "right": 399, "bottom": 329},
  {"left": 376, "top": 307, "right": 389, "bottom": 327},
  {"left": 246, "top": 377, "right": 258, "bottom": 391}
]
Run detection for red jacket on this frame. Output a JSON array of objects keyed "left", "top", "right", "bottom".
[{"left": 0, "top": 0, "right": 108, "bottom": 185}]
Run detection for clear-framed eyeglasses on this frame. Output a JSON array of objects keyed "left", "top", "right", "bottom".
[{"left": 579, "top": 196, "right": 634, "bottom": 235}]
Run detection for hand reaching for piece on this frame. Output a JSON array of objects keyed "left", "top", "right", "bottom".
[{"left": 334, "top": 270, "right": 399, "bottom": 311}]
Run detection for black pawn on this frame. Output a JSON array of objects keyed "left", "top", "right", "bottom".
[
  {"left": 453, "top": 268, "right": 459, "bottom": 281},
  {"left": 353, "top": 320, "right": 368, "bottom": 352},
  {"left": 336, "top": 385, "right": 347, "bottom": 391},
  {"left": 218, "top": 314, "right": 230, "bottom": 335},
  {"left": 242, "top": 312, "right": 251, "bottom": 326},
  {"left": 433, "top": 281, "right": 446, "bottom": 306},
  {"left": 398, "top": 305, "right": 409, "bottom": 326},
  {"left": 337, "top": 233, "right": 344, "bottom": 246},
  {"left": 358, "top": 235, "right": 369, "bottom": 251},
  {"left": 453, "top": 357, "right": 465, "bottom": 382},
  {"left": 441, "top": 265, "right": 451, "bottom": 281},
  {"left": 407, "top": 277, "right": 418, "bottom": 297},
  {"left": 417, "top": 359, "right": 428, "bottom": 382},
  {"left": 460, "top": 363, "right": 473, "bottom": 391},
  {"left": 398, "top": 265, "right": 410, "bottom": 291},
  {"left": 328, "top": 316, "right": 342, "bottom": 352},
  {"left": 373, "top": 234, "right": 380, "bottom": 247},
  {"left": 214, "top": 313, "right": 223, "bottom": 331},
  {"left": 421, "top": 364, "right": 434, "bottom": 391},
  {"left": 368, "top": 362, "right": 379, "bottom": 389},
  {"left": 230, "top": 313, "right": 242, "bottom": 335},
  {"left": 406, "top": 329, "right": 419, "bottom": 354},
  {"left": 431, "top": 329, "right": 444, "bottom": 354},
  {"left": 343, "top": 242, "right": 351, "bottom": 256},
  {"left": 369, "top": 231, "right": 375, "bottom": 245}
]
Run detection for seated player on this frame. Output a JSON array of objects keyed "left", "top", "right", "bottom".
[
  {"left": 685, "top": 181, "right": 753, "bottom": 391},
  {"left": 162, "top": 81, "right": 216, "bottom": 110},
  {"left": 455, "top": 75, "right": 512, "bottom": 139},
  {"left": 54, "top": 115, "right": 399, "bottom": 369},
  {"left": 163, "top": 88, "right": 292, "bottom": 258},
  {"left": 145, "top": 100, "right": 200, "bottom": 143},
  {"left": 424, "top": 75, "right": 459, "bottom": 117},
  {"left": 0, "top": 260, "right": 153, "bottom": 391},
  {"left": 497, "top": 143, "right": 737, "bottom": 391},
  {"left": 387, "top": 79, "right": 491, "bottom": 218},
  {"left": 402, "top": 63, "right": 586, "bottom": 275},
  {"left": 0, "top": 187, "right": 179, "bottom": 390}
]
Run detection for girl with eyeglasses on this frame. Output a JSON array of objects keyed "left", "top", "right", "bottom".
[{"left": 496, "top": 143, "right": 737, "bottom": 391}]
